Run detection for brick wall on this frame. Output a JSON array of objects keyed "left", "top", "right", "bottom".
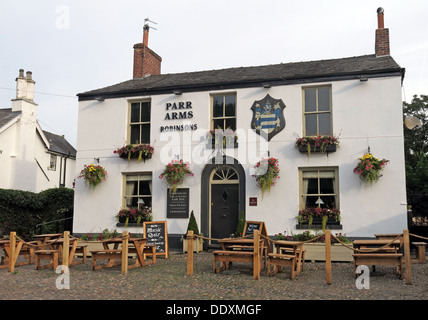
[{"left": 133, "top": 43, "right": 162, "bottom": 78}]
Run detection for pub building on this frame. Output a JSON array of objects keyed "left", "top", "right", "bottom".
[{"left": 74, "top": 8, "right": 407, "bottom": 249}]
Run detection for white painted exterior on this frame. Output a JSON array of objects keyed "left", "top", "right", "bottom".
[
  {"left": 73, "top": 74, "right": 407, "bottom": 238},
  {"left": 0, "top": 72, "right": 76, "bottom": 192}
]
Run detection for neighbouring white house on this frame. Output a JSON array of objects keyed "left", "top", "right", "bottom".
[
  {"left": 0, "top": 69, "right": 76, "bottom": 192},
  {"left": 73, "top": 8, "right": 407, "bottom": 248}
]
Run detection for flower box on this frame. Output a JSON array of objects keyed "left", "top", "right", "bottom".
[
  {"left": 119, "top": 152, "right": 152, "bottom": 161},
  {"left": 297, "top": 144, "right": 337, "bottom": 154},
  {"left": 182, "top": 238, "right": 204, "bottom": 253},
  {"left": 300, "top": 243, "right": 353, "bottom": 262},
  {"left": 296, "top": 217, "right": 342, "bottom": 230},
  {"left": 114, "top": 144, "right": 154, "bottom": 162}
]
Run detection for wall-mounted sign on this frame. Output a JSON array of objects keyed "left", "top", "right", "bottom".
[
  {"left": 167, "top": 188, "right": 189, "bottom": 218},
  {"left": 250, "top": 94, "right": 286, "bottom": 141},
  {"left": 249, "top": 197, "right": 257, "bottom": 206}
]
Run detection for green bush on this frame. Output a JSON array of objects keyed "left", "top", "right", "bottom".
[
  {"left": 186, "top": 210, "right": 199, "bottom": 235},
  {"left": 0, "top": 188, "right": 74, "bottom": 239}
]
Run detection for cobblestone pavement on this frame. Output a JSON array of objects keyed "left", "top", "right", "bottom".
[{"left": 1, "top": 251, "right": 427, "bottom": 301}]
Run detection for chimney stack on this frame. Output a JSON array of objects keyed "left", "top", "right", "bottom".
[
  {"left": 133, "top": 24, "right": 162, "bottom": 78},
  {"left": 15, "top": 69, "right": 36, "bottom": 102},
  {"left": 375, "top": 7, "right": 390, "bottom": 57}
]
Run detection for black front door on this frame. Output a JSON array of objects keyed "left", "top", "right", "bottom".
[{"left": 211, "top": 184, "right": 239, "bottom": 240}]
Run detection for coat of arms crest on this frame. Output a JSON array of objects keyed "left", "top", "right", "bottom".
[{"left": 250, "top": 94, "right": 286, "bottom": 141}]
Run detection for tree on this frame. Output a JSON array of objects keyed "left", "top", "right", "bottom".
[{"left": 403, "top": 94, "right": 428, "bottom": 216}]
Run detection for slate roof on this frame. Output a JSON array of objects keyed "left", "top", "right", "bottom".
[
  {"left": 77, "top": 54, "right": 405, "bottom": 101},
  {"left": 0, "top": 108, "right": 21, "bottom": 129},
  {"left": 0, "top": 108, "right": 76, "bottom": 158},
  {"left": 42, "top": 131, "right": 76, "bottom": 158}
]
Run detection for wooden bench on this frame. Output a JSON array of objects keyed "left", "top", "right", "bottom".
[
  {"left": 279, "top": 247, "right": 306, "bottom": 272},
  {"left": 128, "top": 244, "right": 157, "bottom": 265},
  {"left": 35, "top": 250, "right": 59, "bottom": 270},
  {"left": 91, "top": 249, "right": 123, "bottom": 271},
  {"left": 213, "top": 250, "right": 263, "bottom": 274},
  {"left": 267, "top": 253, "right": 297, "bottom": 280},
  {"left": 353, "top": 253, "right": 403, "bottom": 279},
  {"left": 412, "top": 242, "right": 426, "bottom": 264}
]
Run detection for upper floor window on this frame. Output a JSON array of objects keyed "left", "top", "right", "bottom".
[
  {"left": 129, "top": 101, "right": 150, "bottom": 144},
  {"left": 211, "top": 94, "right": 236, "bottom": 131},
  {"left": 303, "top": 86, "right": 332, "bottom": 136}
]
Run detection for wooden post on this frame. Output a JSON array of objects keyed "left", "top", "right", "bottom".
[
  {"left": 403, "top": 229, "right": 412, "bottom": 285},
  {"left": 325, "top": 230, "right": 332, "bottom": 285},
  {"left": 253, "top": 230, "right": 260, "bottom": 280},
  {"left": 8, "top": 232, "right": 16, "bottom": 273},
  {"left": 121, "top": 231, "right": 129, "bottom": 275},
  {"left": 187, "top": 230, "right": 194, "bottom": 276},
  {"left": 62, "top": 231, "right": 70, "bottom": 267}
]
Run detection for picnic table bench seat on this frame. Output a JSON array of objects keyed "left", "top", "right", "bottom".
[
  {"left": 412, "top": 242, "right": 426, "bottom": 264},
  {"left": 71, "top": 244, "right": 87, "bottom": 262},
  {"left": 353, "top": 253, "right": 403, "bottom": 279},
  {"left": 267, "top": 253, "right": 297, "bottom": 279},
  {"left": 213, "top": 250, "right": 263, "bottom": 273},
  {"left": 35, "top": 249, "right": 59, "bottom": 270},
  {"left": 90, "top": 249, "right": 123, "bottom": 270}
]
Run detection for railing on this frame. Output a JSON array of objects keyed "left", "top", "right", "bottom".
[{"left": 35, "top": 217, "right": 73, "bottom": 234}]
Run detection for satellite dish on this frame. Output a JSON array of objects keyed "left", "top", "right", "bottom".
[{"left": 404, "top": 116, "right": 422, "bottom": 129}]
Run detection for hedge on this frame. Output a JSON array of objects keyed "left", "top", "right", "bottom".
[{"left": 0, "top": 187, "right": 74, "bottom": 239}]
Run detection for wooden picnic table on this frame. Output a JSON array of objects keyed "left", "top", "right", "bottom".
[
  {"left": 352, "top": 239, "right": 403, "bottom": 279},
  {"left": 46, "top": 237, "right": 79, "bottom": 266},
  {"left": 0, "top": 238, "right": 33, "bottom": 270},
  {"left": 91, "top": 237, "right": 156, "bottom": 271},
  {"left": 213, "top": 237, "right": 265, "bottom": 279},
  {"left": 32, "top": 233, "right": 63, "bottom": 250},
  {"left": 374, "top": 233, "right": 402, "bottom": 240},
  {"left": 271, "top": 240, "right": 305, "bottom": 277}
]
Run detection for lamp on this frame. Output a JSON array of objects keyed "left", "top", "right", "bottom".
[
  {"left": 315, "top": 198, "right": 324, "bottom": 206},
  {"left": 95, "top": 97, "right": 105, "bottom": 101},
  {"left": 262, "top": 83, "right": 271, "bottom": 88},
  {"left": 359, "top": 77, "right": 368, "bottom": 82},
  {"left": 173, "top": 90, "right": 182, "bottom": 95}
]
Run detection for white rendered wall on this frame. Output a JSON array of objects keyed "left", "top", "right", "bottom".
[{"left": 73, "top": 75, "right": 407, "bottom": 237}]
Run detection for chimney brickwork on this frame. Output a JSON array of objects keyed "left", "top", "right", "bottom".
[
  {"left": 133, "top": 25, "right": 162, "bottom": 78},
  {"left": 375, "top": 7, "right": 390, "bottom": 57}
]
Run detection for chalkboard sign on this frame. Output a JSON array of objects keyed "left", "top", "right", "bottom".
[
  {"left": 243, "top": 221, "right": 267, "bottom": 239},
  {"left": 143, "top": 221, "right": 169, "bottom": 258},
  {"left": 167, "top": 188, "right": 189, "bottom": 218}
]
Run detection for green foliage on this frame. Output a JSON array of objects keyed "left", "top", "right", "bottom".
[
  {"left": 0, "top": 188, "right": 74, "bottom": 239},
  {"left": 186, "top": 210, "right": 199, "bottom": 235},
  {"left": 403, "top": 94, "right": 428, "bottom": 216},
  {"left": 235, "top": 211, "right": 246, "bottom": 237}
]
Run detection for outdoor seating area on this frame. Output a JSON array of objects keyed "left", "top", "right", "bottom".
[
  {"left": 0, "top": 223, "right": 427, "bottom": 289},
  {"left": 0, "top": 230, "right": 157, "bottom": 275}
]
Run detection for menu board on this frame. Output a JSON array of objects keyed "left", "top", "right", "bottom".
[
  {"left": 244, "top": 221, "right": 263, "bottom": 237},
  {"left": 143, "top": 221, "right": 168, "bottom": 258},
  {"left": 167, "top": 188, "right": 189, "bottom": 218}
]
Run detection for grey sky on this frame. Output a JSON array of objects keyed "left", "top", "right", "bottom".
[{"left": 1, "top": 0, "right": 427, "bottom": 147}]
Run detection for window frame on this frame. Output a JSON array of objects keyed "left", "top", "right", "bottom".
[
  {"left": 210, "top": 93, "right": 237, "bottom": 131},
  {"left": 122, "top": 172, "right": 153, "bottom": 209},
  {"left": 298, "top": 167, "right": 339, "bottom": 210},
  {"left": 128, "top": 100, "right": 151, "bottom": 145},
  {"left": 302, "top": 85, "right": 332, "bottom": 137}
]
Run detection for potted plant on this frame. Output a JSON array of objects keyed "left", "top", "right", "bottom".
[
  {"left": 78, "top": 164, "right": 107, "bottom": 188},
  {"left": 114, "top": 144, "right": 154, "bottom": 162},
  {"left": 116, "top": 206, "right": 153, "bottom": 227},
  {"left": 159, "top": 160, "right": 194, "bottom": 194},
  {"left": 206, "top": 128, "right": 238, "bottom": 148},
  {"left": 252, "top": 157, "right": 280, "bottom": 198},
  {"left": 296, "top": 207, "right": 341, "bottom": 232},
  {"left": 295, "top": 135, "right": 339, "bottom": 156},
  {"left": 182, "top": 210, "right": 203, "bottom": 253},
  {"left": 353, "top": 152, "right": 389, "bottom": 184}
]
